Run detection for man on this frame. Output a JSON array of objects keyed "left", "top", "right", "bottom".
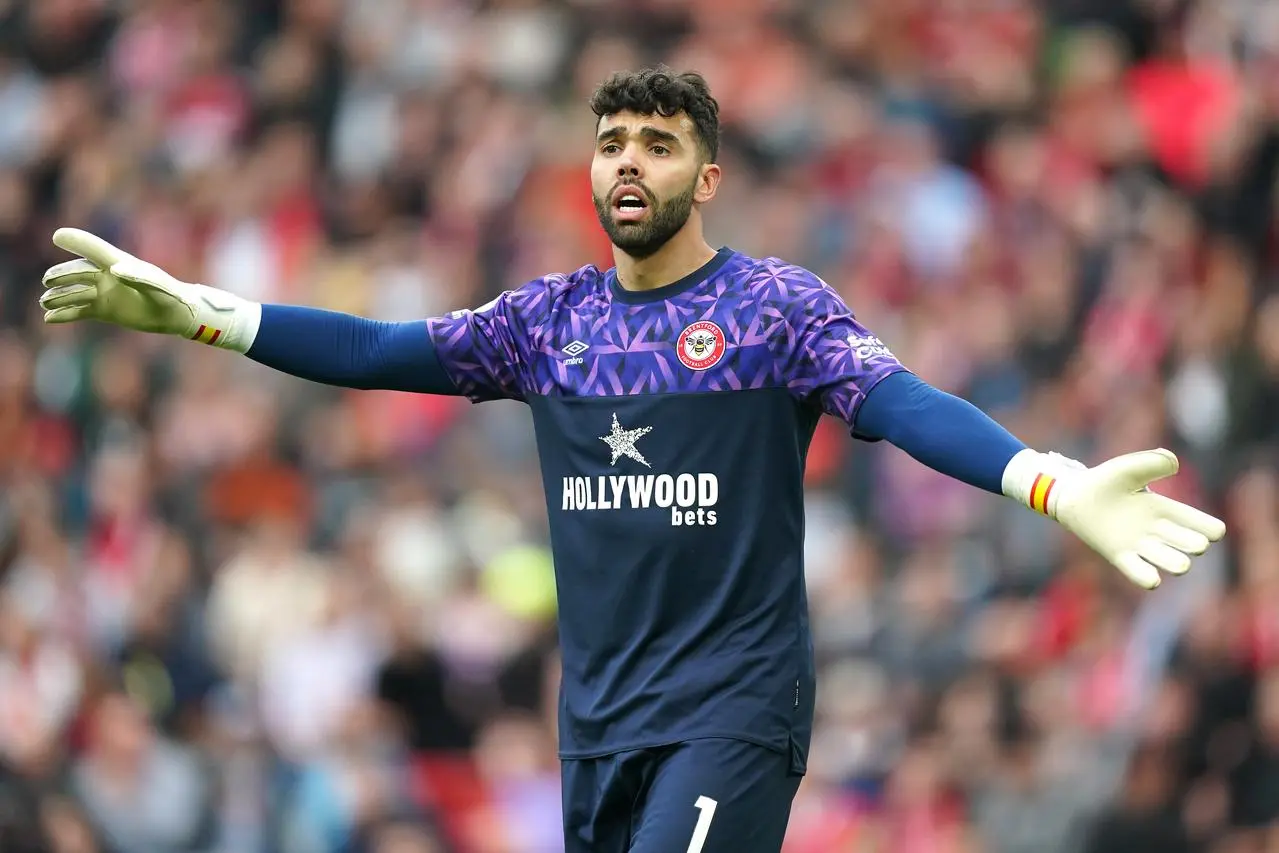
[{"left": 39, "top": 68, "right": 1224, "bottom": 853}]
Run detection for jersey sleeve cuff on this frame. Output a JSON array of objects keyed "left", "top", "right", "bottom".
[{"left": 848, "top": 365, "right": 912, "bottom": 442}]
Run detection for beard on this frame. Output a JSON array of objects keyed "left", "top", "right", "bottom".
[{"left": 593, "top": 177, "right": 698, "bottom": 260}]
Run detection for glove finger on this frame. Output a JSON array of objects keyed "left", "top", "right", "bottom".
[
  {"left": 1152, "top": 495, "right": 1227, "bottom": 542},
  {"left": 1137, "top": 536, "right": 1192, "bottom": 576},
  {"left": 1096, "top": 448, "right": 1179, "bottom": 492},
  {"left": 42, "top": 258, "right": 100, "bottom": 288},
  {"left": 1114, "top": 552, "right": 1162, "bottom": 589},
  {"left": 52, "top": 227, "right": 128, "bottom": 268},
  {"left": 39, "top": 283, "right": 98, "bottom": 310},
  {"left": 1153, "top": 518, "right": 1211, "bottom": 556},
  {"left": 43, "top": 304, "right": 95, "bottom": 324}
]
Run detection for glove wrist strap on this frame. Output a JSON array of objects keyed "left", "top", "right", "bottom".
[
  {"left": 184, "top": 284, "right": 262, "bottom": 354},
  {"left": 1002, "top": 449, "right": 1062, "bottom": 518}
]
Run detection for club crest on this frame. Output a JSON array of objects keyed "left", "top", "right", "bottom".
[{"left": 677, "top": 321, "right": 725, "bottom": 370}]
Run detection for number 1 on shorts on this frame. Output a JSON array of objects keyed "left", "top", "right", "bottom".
[{"left": 686, "top": 796, "right": 718, "bottom": 853}]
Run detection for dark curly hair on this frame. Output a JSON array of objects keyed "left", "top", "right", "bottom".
[{"left": 589, "top": 66, "right": 720, "bottom": 163}]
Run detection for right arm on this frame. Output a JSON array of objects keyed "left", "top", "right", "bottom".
[
  {"left": 244, "top": 305, "right": 458, "bottom": 394},
  {"left": 39, "top": 228, "right": 532, "bottom": 400}
]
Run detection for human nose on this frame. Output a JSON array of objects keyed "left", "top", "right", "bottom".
[{"left": 616, "top": 149, "right": 642, "bottom": 180}]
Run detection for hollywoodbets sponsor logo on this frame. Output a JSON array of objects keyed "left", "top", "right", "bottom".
[{"left": 561, "top": 473, "right": 719, "bottom": 526}]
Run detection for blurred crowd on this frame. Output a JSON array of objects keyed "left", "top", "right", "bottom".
[{"left": 0, "top": 0, "right": 1277, "bottom": 851}]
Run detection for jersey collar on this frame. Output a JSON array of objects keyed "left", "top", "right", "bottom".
[{"left": 607, "top": 246, "right": 735, "bottom": 305}]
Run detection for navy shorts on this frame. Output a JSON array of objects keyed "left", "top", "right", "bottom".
[{"left": 561, "top": 738, "right": 803, "bottom": 853}]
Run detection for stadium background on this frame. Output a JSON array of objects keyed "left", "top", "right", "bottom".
[{"left": 0, "top": 0, "right": 1277, "bottom": 851}]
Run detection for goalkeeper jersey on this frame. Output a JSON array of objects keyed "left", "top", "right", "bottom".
[{"left": 426, "top": 247, "right": 906, "bottom": 769}]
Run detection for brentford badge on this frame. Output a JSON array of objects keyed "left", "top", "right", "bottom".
[{"left": 677, "top": 321, "right": 726, "bottom": 370}]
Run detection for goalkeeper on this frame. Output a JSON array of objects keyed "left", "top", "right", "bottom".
[{"left": 38, "top": 67, "right": 1223, "bottom": 853}]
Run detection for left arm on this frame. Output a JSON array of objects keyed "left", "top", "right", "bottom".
[
  {"left": 853, "top": 371, "right": 1025, "bottom": 496},
  {"left": 784, "top": 271, "right": 1226, "bottom": 589}
]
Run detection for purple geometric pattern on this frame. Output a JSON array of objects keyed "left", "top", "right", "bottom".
[{"left": 425, "top": 251, "right": 907, "bottom": 428}]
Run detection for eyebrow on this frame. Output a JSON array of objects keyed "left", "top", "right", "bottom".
[{"left": 596, "top": 125, "right": 683, "bottom": 147}]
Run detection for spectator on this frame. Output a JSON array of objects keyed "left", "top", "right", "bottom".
[
  {"left": 1080, "top": 741, "right": 1195, "bottom": 853},
  {"left": 70, "top": 690, "right": 213, "bottom": 853}
]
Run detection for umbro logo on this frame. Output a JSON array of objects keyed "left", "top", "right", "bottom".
[{"left": 562, "top": 340, "right": 589, "bottom": 365}]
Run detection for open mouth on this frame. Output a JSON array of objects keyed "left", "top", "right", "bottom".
[{"left": 612, "top": 187, "right": 650, "bottom": 221}]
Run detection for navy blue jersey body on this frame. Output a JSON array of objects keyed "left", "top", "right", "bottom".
[{"left": 427, "top": 247, "right": 906, "bottom": 771}]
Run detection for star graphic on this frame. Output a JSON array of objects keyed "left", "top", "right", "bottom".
[{"left": 599, "top": 413, "right": 653, "bottom": 468}]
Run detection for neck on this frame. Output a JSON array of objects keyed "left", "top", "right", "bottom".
[{"left": 613, "top": 221, "right": 717, "bottom": 292}]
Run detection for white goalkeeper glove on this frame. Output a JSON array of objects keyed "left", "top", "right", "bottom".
[
  {"left": 39, "top": 227, "right": 261, "bottom": 353},
  {"left": 1003, "top": 447, "right": 1226, "bottom": 589}
]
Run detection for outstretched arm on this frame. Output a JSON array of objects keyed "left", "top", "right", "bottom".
[
  {"left": 854, "top": 371, "right": 1025, "bottom": 495},
  {"left": 39, "top": 228, "right": 465, "bottom": 395},
  {"left": 245, "top": 306, "right": 458, "bottom": 394},
  {"left": 784, "top": 269, "right": 1226, "bottom": 590},
  {"left": 853, "top": 371, "right": 1225, "bottom": 588}
]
